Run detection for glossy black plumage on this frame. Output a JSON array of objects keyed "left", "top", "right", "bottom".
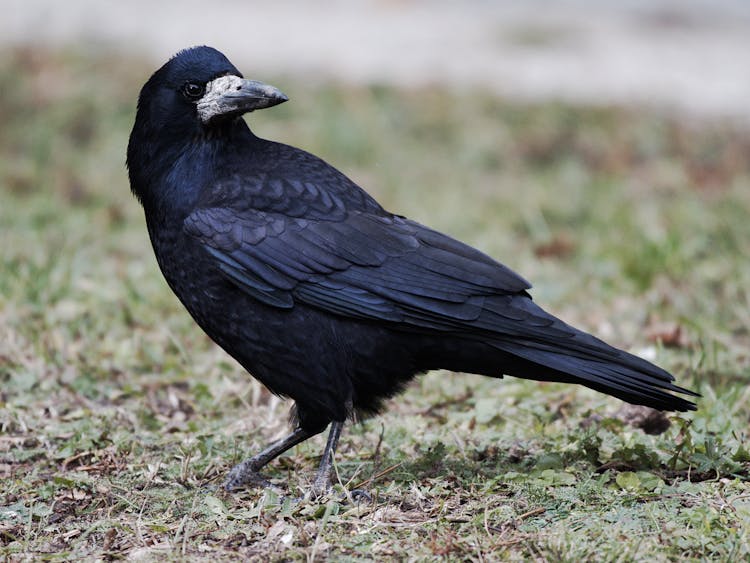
[{"left": 127, "top": 47, "right": 696, "bottom": 490}]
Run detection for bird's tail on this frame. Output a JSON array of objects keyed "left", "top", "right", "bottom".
[{"left": 484, "top": 302, "right": 698, "bottom": 412}]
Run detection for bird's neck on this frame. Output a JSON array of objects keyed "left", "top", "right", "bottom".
[{"left": 131, "top": 119, "right": 256, "bottom": 224}]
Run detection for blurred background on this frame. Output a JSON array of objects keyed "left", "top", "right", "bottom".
[
  {"left": 2, "top": 1, "right": 749, "bottom": 559},
  {"left": 3, "top": 0, "right": 750, "bottom": 118}
]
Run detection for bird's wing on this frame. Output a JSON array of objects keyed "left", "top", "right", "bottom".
[
  {"left": 184, "top": 206, "right": 698, "bottom": 411},
  {"left": 183, "top": 206, "right": 545, "bottom": 332}
]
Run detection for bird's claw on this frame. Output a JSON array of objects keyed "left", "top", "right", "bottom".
[
  {"left": 348, "top": 488, "right": 373, "bottom": 503},
  {"left": 309, "top": 476, "right": 332, "bottom": 500},
  {"left": 308, "top": 483, "right": 373, "bottom": 505},
  {"left": 223, "top": 459, "right": 372, "bottom": 505},
  {"left": 224, "top": 459, "right": 283, "bottom": 493}
]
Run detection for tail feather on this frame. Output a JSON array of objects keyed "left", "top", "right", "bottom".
[
  {"left": 483, "top": 302, "right": 698, "bottom": 412},
  {"left": 491, "top": 339, "right": 697, "bottom": 411}
]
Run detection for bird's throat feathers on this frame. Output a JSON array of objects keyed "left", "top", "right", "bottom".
[{"left": 128, "top": 118, "right": 252, "bottom": 219}]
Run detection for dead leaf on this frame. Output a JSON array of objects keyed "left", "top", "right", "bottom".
[
  {"left": 534, "top": 234, "right": 576, "bottom": 258},
  {"left": 646, "top": 321, "right": 690, "bottom": 348}
]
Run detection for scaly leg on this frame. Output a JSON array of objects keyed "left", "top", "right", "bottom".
[
  {"left": 311, "top": 420, "right": 344, "bottom": 495},
  {"left": 310, "top": 421, "right": 372, "bottom": 502},
  {"left": 224, "top": 426, "right": 320, "bottom": 491}
]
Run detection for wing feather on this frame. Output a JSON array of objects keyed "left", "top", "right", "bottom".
[{"left": 184, "top": 205, "right": 535, "bottom": 333}]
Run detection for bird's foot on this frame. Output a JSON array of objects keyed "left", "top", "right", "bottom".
[
  {"left": 223, "top": 459, "right": 284, "bottom": 493},
  {"left": 308, "top": 477, "right": 373, "bottom": 504},
  {"left": 309, "top": 472, "right": 333, "bottom": 500},
  {"left": 348, "top": 488, "right": 373, "bottom": 503}
]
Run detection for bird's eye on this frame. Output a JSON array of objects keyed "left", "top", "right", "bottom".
[{"left": 182, "top": 82, "right": 205, "bottom": 100}]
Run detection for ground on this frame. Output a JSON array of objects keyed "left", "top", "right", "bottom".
[{"left": 1, "top": 46, "right": 749, "bottom": 561}]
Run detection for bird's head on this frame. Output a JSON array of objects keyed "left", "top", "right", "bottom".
[
  {"left": 131, "top": 46, "right": 288, "bottom": 134},
  {"left": 128, "top": 46, "right": 288, "bottom": 204},
  {"left": 146, "top": 46, "right": 286, "bottom": 124}
]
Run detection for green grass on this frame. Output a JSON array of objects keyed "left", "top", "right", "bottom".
[{"left": 1, "top": 46, "right": 749, "bottom": 561}]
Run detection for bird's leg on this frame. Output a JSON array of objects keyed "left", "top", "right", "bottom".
[
  {"left": 311, "top": 420, "right": 344, "bottom": 496},
  {"left": 224, "top": 426, "right": 317, "bottom": 492},
  {"left": 309, "top": 421, "right": 373, "bottom": 502}
]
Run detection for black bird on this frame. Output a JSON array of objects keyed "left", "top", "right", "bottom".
[{"left": 127, "top": 46, "right": 697, "bottom": 494}]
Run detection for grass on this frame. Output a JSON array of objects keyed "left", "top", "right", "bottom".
[{"left": 1, "top": 46, "right": 749, "bottom": 560}]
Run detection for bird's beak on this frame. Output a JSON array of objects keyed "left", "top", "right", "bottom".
[{"left": 196, "top": 75, "right": 288, "bottom": 124}]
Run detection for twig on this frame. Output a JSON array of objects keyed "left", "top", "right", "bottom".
[
  {"left": 517, "top": 507, "right": 545, "bottom": 520},
  {"left": 353, "top": 462, "right": 403, "bottom": 490}
]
